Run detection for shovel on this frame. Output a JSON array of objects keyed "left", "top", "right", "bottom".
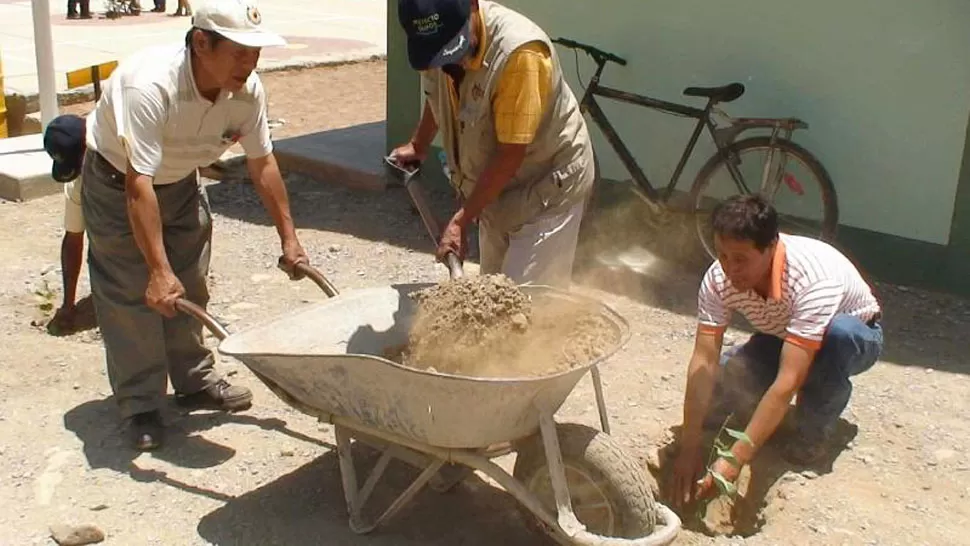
[{"left": 384, "top": 155, "right": 464, "bottom": 280}]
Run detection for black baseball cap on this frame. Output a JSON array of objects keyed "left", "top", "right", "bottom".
[
  {"left": 398, "top": 0, "right": 473, "bottom": 70},
  {"left": 43, "top": 114, "right": 86, "bottom": 183}
]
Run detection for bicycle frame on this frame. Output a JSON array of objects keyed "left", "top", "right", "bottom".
[{"left": 577, "top": 61, "right": 727, "bottom": 205}]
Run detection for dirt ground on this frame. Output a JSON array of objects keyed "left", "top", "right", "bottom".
[{"left": 3, "top": 59, "right": 970, "bottom": 546}]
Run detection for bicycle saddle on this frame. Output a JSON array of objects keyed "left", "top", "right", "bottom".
[{"left": 683, "top": 83, "right": 745, "bottom": 103}]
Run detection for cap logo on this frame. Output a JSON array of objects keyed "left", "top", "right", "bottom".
[
  {"left": 442, "top": 34, "right": 465, "bottom": 56},
  {"left": 246, "top": 5, "right": 261, "bottom": 25},
  {"left": 413, "top": 13, "right": 442, "bottom": 36}
]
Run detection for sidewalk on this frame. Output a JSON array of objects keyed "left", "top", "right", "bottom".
[{"left": 0, "top": 0, "right": 386, "bottom": 98}]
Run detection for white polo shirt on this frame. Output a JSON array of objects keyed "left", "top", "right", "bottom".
[{"left": 86, "top": 42, "right": 273, "bottom": 185}]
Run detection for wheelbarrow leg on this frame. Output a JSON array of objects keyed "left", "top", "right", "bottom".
[
  {"left": 335, "top": 425, "right": 371, "bottom": 533},
  {"left": 590, "top": 365, "right": 611, "bottom": 434},
  {"left": 538, "top": 411, "right": 586, "bottom": 537},
  {"left": 335, "top": 425, "right": 447, "bottom": 534}
]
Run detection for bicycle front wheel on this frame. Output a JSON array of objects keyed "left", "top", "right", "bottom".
[{"left": 689, "top": 136, "right": 839, "bottom": 260}]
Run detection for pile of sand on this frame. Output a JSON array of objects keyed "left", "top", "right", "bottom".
[{"left": 383, "top": 274, "right": 620, "bottom": 378}]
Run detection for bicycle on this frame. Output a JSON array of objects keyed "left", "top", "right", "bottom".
[{"left": 552, "top": 37, "right": 839, "bottom": 260}]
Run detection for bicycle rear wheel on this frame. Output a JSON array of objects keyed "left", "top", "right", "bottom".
[{"left": 689, "top": 136, "right": 838, "bottom": 260}]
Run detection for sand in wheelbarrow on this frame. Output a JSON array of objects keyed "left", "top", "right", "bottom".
[{"left": 383, "top": 274, "right": 620, "bottom": 378}]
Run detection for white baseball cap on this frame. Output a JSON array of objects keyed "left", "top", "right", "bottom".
[{"left": 191, "top": 0, "right": 287, "bottom": 48}]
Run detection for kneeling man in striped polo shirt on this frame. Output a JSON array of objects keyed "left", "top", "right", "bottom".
[
  {"left": 669, "top": 194, "right": 883, "bottom": 509},
  {"left": 81, "top": 0, "right": 308, "bottom": 450}
]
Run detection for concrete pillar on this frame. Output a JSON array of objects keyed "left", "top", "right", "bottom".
[
  {"left": 385, "top": 0, "right": 420, "bottom": 155},
  {"left": 0, "top": 50, "right": 7, "bottom": 138},
  {"left": 31, "top": 0, "right": 59, "bottom": 129}
]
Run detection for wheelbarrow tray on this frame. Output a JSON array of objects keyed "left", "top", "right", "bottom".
[{"left": 216, "top": 282, "right": 629, "bottom": 449}]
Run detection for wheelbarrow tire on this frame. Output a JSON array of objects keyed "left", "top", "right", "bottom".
[{"left": 513, "top": 422, "right": 658, "bottom": 541}]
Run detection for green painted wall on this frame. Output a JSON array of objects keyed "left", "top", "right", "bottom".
[
  {"left": 385, "top": 0, "right": 970, "bottom": 295},
  {"left": 502, "top": 0, "right": 970, "bottom": 245}
]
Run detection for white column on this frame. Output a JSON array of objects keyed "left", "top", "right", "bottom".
[{"left": 31, "top": 0, "right": 59, "bottom": 129}]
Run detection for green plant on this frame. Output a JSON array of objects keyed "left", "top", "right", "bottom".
[
  {"left": 694, "top": 414, "right": 752, "bottom": 520},
  {"left": 33, "top": 279, "right": 56, "bottom": 313}
]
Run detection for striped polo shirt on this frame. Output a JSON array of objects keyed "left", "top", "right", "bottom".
[
  {"left": 697, "top": 233, "right": 881, "bottom": 350},
  {"left": 86, "top": 42, "right": 272, "bottom": 185}
]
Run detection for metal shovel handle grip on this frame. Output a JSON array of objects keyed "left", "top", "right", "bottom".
[
  {"left": 175, "top": 262, "right": 338, "bottom": 341},
  {"left": 385, "top": 154, "right": 465, "bottom": 280},
  {"left": 445, "top": 252, "right": 463, "bottom": 279}
]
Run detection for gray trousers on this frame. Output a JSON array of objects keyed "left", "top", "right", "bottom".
[{"left": 80, "top": 150, "right": 220, "bottom": 419}]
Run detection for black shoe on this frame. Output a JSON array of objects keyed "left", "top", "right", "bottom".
[
  {"left": 176, "top": 379, "right": 253, "bottom": 412},
  {"left": 130, "top": 411, "right": 164, "bottom": 451}
]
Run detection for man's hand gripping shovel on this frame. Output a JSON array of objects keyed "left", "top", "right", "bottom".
[{"left": 384, "top": 155, "right": 464, "bottom": 280}]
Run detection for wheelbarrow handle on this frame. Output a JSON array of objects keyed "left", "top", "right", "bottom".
[
  {"left": 175, "top": 298, "right": 230, "bottom": 341},
  {"left": 279, "top": 259, "right": 340, "bottom": 298},
  {"left": 177, "top": 261, "right": 340, "bottom": 340}
]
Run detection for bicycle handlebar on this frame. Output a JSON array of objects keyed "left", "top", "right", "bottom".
[{"left": 552, "top": 37, "right": 627, "bottom": 66}]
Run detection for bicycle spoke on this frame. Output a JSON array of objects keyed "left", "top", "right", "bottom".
[{"left": 691, "top": 140, "right": 835, "bottom": 260}]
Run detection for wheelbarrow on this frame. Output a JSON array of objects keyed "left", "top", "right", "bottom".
[
  {"left": 176, "top": 264, "right": 681, "bottom": 545},
  {"left": 173, "top": 155, "right": 682, "bottom": 543}
]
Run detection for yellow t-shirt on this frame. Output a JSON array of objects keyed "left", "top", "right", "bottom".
[{"left": 492, "top": 42, "right": 552, "bottom": 145}]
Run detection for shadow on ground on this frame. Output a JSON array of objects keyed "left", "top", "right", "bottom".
[
  {"left": 196, "top": 440, "right": 541, "bottom": 545},
  {"left": 63, "top": 397, "right": 335, "bottom": 503},
  {"left": 203, "top": 159, "right": 468, "bottom": 258},
  {"left": 45, "top": 294, "right": 98, "bottom": 337}
]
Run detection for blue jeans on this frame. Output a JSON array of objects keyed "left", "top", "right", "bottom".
[{"left": 709, "top": 314, "right": 884, "bottom": 440}]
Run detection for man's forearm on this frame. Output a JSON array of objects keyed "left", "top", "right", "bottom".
[
  {"left": 454, "top": 144, "right": 526, "bottom": 228},
  {"left": 681, "top": 352, "right": 719, "bottom": 446},
  {"left": 681, "top": 328, "right": 724, "bottom": 436},
  {"left": 410, "top": 100, "right": 438, "bottom": 157},
  {"left": 60, "top": 232, "right": 84, "bottom": 307},
  {"left": 248, "top": 155, "right": 298, "bottom": 243},
  {"left": 731, "top": 386, "right": 795, "bottom": 464},
  {"left": 732, "top": 342, "right": 813, "bottom": 465},
  {"left": 125, "top": 172, "right": 171, "bottom": 274}
]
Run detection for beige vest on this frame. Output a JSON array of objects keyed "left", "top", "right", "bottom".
[{"left": 421, "top": 0, "right": 593, "bottom": 230}]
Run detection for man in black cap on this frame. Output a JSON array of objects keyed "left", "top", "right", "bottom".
[
  {"left": 390, "top": 0, "right": 595, "bottom": 288},
  {"left": 43, "top": 114, "right": 89, "bottom": 334}
]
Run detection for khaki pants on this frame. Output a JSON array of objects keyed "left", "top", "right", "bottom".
[
  {"left": 478, "top": 200, "right": 586, "bottom": 289},
  {"left": 81, "top": 150, "right": 219, "bottom": 419}
]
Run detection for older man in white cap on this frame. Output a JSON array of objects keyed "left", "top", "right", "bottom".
[{"left": 81, "top": 0, "right": 308, "bottom": 451}]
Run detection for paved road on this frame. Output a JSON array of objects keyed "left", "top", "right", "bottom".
[{"left": 0, "top": 0, "right": 386, "bottom": 96}]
